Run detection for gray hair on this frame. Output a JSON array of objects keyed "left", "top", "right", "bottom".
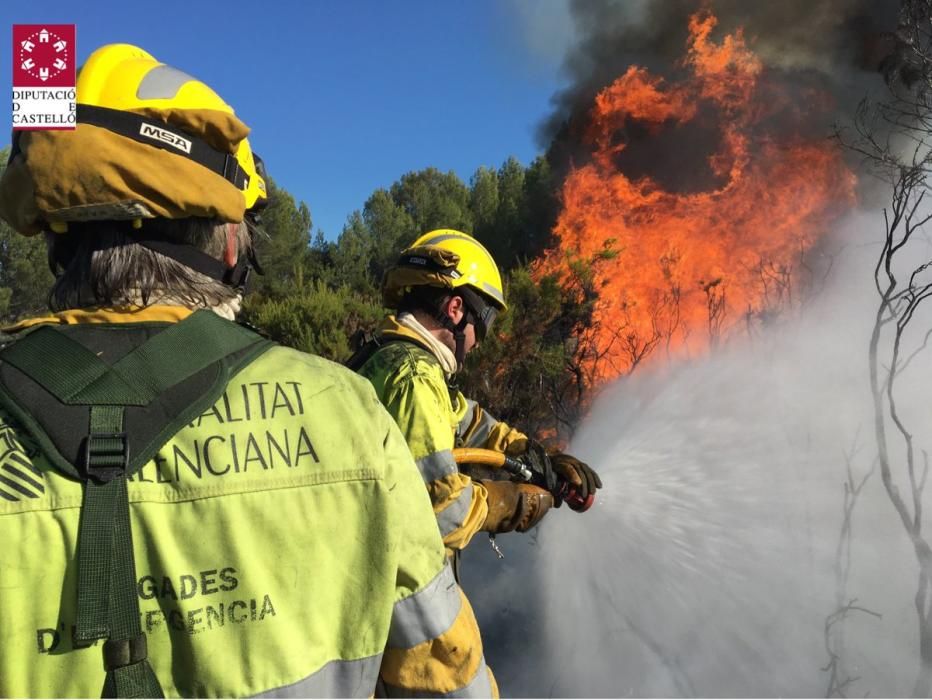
[{"left": 46, "top": 217, "right": 250, "bottom": 312}]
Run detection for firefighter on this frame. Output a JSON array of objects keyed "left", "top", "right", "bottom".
[
  {"left": 351, "top": 229, "right": 602, "bottom": 555},
  {"left": 0, "top": 45, "right": 495, "bottom": 698}
]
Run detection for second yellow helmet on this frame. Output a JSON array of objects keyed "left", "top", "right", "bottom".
[{"left": 383, "top": 229, "right": 506, "bottom": 311}]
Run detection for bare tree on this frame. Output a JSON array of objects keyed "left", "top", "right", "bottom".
[
  {"left": 842, "top": 4, "right": 932, "bottom": 692},
  {"left": 822, "top": 434, "right": 879, "bottom": 698},
  {"left": 823, "top": 600, "right": 882, "bottom": 698},
  {"left": 868, "top": 171, "right": 932, "bottom": 695},
  {"left": 699, "top": 277, "right": 726, "bottom": 347},
  {"left": 659, "top": 250, "right": 687, "bottom": 360},
  {"left": 755, "top": 257, "right": 794, "bottom": 314}
]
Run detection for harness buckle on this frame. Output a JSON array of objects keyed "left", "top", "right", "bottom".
[
  {"left": 83, "top": 432, "right": 130, "bottom": 483},
  {"left": 103, "top": 634, "right": 148, "bottom": 671}
]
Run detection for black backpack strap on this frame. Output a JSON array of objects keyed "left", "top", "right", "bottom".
[
  {"left": 344, "top": 329, "right": 441, "bottom": 373},
  {"left": 346, "top": 330, "right": 462, "bottom": 403},
  {"left": 344, "top": 329, "right": 383, "bottom": 372},
  {"left": 0, "top": 311, "right": 274, "bottom": 698}
]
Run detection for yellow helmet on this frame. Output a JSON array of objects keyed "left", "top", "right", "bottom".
[
  {"left": 384, "top": 229, "right": 506, "bottom": 308},
  {"left": 0, "top": 44, "right": 267, "bottom": 236},
  {"left": 382, "top": 229, "right": 506, "bottom": 342}
]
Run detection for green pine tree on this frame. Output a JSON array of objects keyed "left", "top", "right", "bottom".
[{"left": 0, "top": 147, "right": 55, "bottom": 323}]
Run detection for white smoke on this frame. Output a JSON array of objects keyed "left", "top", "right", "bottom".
[
  {"left": 503, "top": 0, "right": 578, "bottom": 69},
  {"left": 461, "top": 209, "right": 932, "bottom": 697}
]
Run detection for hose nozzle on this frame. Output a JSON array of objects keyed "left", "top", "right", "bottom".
[{"left": 453, "top": 448, "right": 595, "bottom": 513}]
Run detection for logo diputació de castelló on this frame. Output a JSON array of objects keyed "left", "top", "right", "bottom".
[{"left": 12, "top": 25, "right": 76, "bottom": 130}]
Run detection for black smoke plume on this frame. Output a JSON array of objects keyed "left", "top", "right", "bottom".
[{"left": 542, "top": 0, "right": 901, "bottom": 185}]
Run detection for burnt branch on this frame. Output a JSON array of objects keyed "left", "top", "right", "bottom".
[
  {"left": 822, "top": 431, "right": 878, "bottom": 699},
  {"left": 823, "top": 599, "right": 883, "bottom": 699}
]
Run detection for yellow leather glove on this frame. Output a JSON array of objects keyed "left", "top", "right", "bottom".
[{"left": 481, "top": 480, "right": 554, "bottom": 533}]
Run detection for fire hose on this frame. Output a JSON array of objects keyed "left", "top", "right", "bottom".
[{"left": 451, "top": 447, "right": 595, "bottom": 512}]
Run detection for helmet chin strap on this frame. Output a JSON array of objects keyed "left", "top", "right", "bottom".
[
  {"left": 451, "top": 315, "right": 470, "bottom": 372},
  {"left": 138, "top": 219, "right": 264, "bottom": 293},
  {"left": 432, "top": 300, "right": 472, "bottom": 373}
]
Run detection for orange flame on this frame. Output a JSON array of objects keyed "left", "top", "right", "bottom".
[{"left": 535, "top": 11, "right": 857, "bottom": 385}]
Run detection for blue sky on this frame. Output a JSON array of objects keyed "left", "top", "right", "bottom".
[{"left": 3, "top": 1, "right": 574, "bottom": 239}]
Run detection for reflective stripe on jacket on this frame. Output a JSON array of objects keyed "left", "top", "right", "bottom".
[
  {"left": 0, "top": 307, "right": 496, "bottom": 698},
  {"left": 357, "top": 316, "right": 526, "bottom": 553}
]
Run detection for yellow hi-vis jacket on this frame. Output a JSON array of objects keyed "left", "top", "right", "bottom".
[
  {"left": 357, "top": 316, "right": 527, "bottom": 553},
  {"left": 0, "top": 307, "right": 497, "bottom": 698}
]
